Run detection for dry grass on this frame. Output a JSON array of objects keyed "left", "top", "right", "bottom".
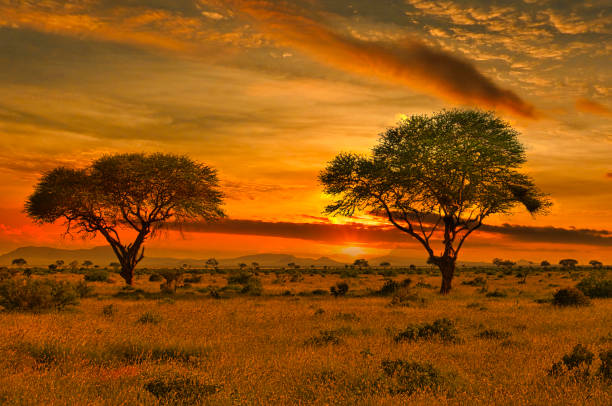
[{"left": 0, "top": 270, "right": 610, "bottom": 405}]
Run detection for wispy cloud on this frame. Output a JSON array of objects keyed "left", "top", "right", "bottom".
[
  {"left": 575, "top": 98, "right": 612, "bottom": 117},
  {"left": 219, "top": 0, "right": 536, "bottom": 117}
]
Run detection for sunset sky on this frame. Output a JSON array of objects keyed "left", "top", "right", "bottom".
[{"left": 0, "top": 0, "right": 610, "bottom": 264}]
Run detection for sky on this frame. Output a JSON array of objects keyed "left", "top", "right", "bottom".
[{"left": 0, "top": 0, "right": 610, "bottom": 264}]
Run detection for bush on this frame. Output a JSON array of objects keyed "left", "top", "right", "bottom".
[
  {"left": 227, "top": 270, "right": 253, "bottom": 285},
  {"left": 144, "top": 374, "right": 220, "bottom": 404},
  {"left": 240, "top": 277, "right": 263, "bottom": 296},
  {"left": 599, "top": 349, "right": 612, "bottom": 380},
  {"left": 549, "top": 344, "right": 594, "bottom": 377},
  {"left": 137, "top": 311, "right": 163, "bottom": 324},
  {"left": 485, "top": 289, "right": 508, "bottom": 298},
  {"left": 330, "top": 282, "right": 349, "bottom": 297},
  {"left": 378, "top": 278, "right": 411, "bottom": 296},
  {"left": 476, "top": 329, "right": 511, "bottom": 340},
  {"left": 304, "top": 330, "right": 343, "bottom": 346},
  {"left": 381, "top": 359, "right": 447, "bottom": 394},
  {"left": 394, "top": 318, "right": 460, "bottom": 343},
  {"left": 75, "top": 281, "right": 94, "bottom": 298},
  {"left": 552, "top": 288, "right": 591, "bottom": 307},
  {"left": 461, "top": 276, "right": 487, "bottom": 287},
  {"left": 149, "top": 273, "right": 163, "bottom": 282},
  {"left": 184, "top": 275, "right": 202, "bottom": 284},
  {"left": 390, "top": 286, "right": 426, "bottom": 307},
  {"left": 576, "top": 276, "right": 612, "bottom": 298},
  {"left": 84, "top": 270, "right": 109, "bottom": 282},
  {"left": 104, "top": 343, "right": 209, "bottom": 364},
  {"left": 102, "top": 304, "right": 115, "bottom": 317},
  {"left": 0, "top": 279, "right": 79, "bottom": 312}
]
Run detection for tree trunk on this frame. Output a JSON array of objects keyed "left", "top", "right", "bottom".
[
  {"left": 429, "top": 256, "right": 456, "bottom": 295},
  {"left": 119, "top": 264, "right": 134, "bottom": 285}
]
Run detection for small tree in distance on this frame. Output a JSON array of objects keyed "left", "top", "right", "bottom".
[
  {"left": 25, "top": 153, "right": 224, "bottom": 285},
  {"left": 589, "top": 260, "right": 603, "bottom": 269},
  {"left": 559, "top": 259, "right": 578, "bottom": 269},
  {"left": 11, "top": 258, "right": 27, "bottom": 268},
  {"left": 320, "top": 110, "right": 550, "bottom": 294},
  {"left": 206, "top": 258, "right": 219, "bottom": 270},
  {"left": 540, "top": 260, "right": 550, "bottom": 267}
]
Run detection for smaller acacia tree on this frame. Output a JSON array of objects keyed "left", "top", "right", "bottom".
[
  {"left": 589, "top": 260, "right": 603, "bottom": 269},
  {"left": 206, "top": 258, "right": 219, "bottom": 270},
  {"left": 559, "top": 259, "right": 578, "bottom": 269},
  {"left": 320, "top": 109, "right": 550, "bottom": 294},
  {"left": 11, "top": 258, "right": 27, "bottom": 268},
  {"left": 26, "top": 153, "right": 224, "bottom": 285}
]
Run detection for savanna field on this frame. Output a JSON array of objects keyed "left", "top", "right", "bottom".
[{"left": 0, "top": 266, "right": 610, "bottom": 405}]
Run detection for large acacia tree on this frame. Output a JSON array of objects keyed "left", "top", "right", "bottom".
[
  {"left": 26, "top": 153, "right": 224, "bottom": 284},
  {"left": 320, "top": 109, "right": 550, "bottom": 294}
]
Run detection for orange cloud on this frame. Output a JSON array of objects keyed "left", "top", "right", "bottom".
[
  {"left": 0, "top": 4, "right": 194, "bottom": 52},
  {"left": 575, "top": 98, "right": 612, "bottom": 117},
  {"left": 219, "top": 0, "right": 536, "bottom": 118},
  {"left": 1, "top": 0, "right": 536, "bottom": 118}
]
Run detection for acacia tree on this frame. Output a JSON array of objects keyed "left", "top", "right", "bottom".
[
  {"left": 11, "top": 258, "right": 27, "bottom": 268},
  {"left": 320, "top": 110, "right": 550, "bottom": 294},
  {"left": 589, "top": 260, "right": 603, "bottom": 269},
  {"left": 25, "top": 153, "right": 224, "bottom": 285},
  {"left": 559, "top": 258, "right": 578, "bottom": 269}
]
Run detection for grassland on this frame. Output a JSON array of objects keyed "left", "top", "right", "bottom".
[{"left": 0, "top": 267, "right": 610, "bottom": 405}]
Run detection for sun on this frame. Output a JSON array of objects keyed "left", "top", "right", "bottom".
[{"left": 340, "top": 246, "right": 367, "bottom": 257}]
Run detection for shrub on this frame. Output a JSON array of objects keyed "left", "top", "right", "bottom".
[
  {"left": 394, "top": 318, "right": 460, "bottom": 343},
  {"left": 378, "top": 278, "right": 411, "bottom": 296},
  {"left": 84, "top": 270, "right": 109, "bottom": 282},
  {"left": 240, "top": 277, "right": 263, "bottom": 296},
  {"left": 549, "top": 344, "right": 594, "bottom": 377},
  {"left": 104, "top": 343, "right": 209, "bottom": 364},
  {"left": 476, "top": 329, "right": 511, "bottom": 340},
  {"left": 381, "top": 359, "right": 447, "bottom": 394},
  {"left": 576, "top": 276, "right": 612, "bottom": 298},
  {"left": 144, "top": 374, "right": 220, "bottom": 404},
  {"left": 149, "top": 273, "right": 163, "bottom": 282},
  {"left": 0, "top": 267, "right": 19, "bottom": 281},
  {"left": 15, "top": 341, "right": 69, "bottom": 365},
  {"left": 137, "top": 311, "right": 163, "bottom": 324},
  {"left": 0, "top": 279, "right": 79, "bottom": 312},
  {"left": 334, "top": 312, "right": 360, "bottom": 321},
  {"left": 485, "top": 289, "right": 508, "bottom": 298},
  {"left": 227, "top": 270, "right": 253, "bottom": 285},
  {"left": 304, "top": 330, "right": 343, "bottom": 346},
  {"left": 599, "top": 349, "right": 612, "bottom": 380},
  {"left": 330, "top": 282, "right": 349, "bottom": 297},
  {"left": 552, "top": 288, "right": 591, "bottom": 307},
  {"left": 311, "top": 289, "right": 327, "bottom": 295},
  {"left": 461, "top": 276, "right": 486, "bottom": 287},
  {"left": 184, "top": 275, "right": 202, "bottom": 284},
  {"left": 75, "top": 281, "right": 94, "bottom": 298},
  {"left": 102, "top": 304, "right": 115, "bottom": 317},
  {"left": 390, "top": 286, "right": 426, "bottom": 307},
  {"left": 159, "top": 270, "right": 185, "bottom": 293}
]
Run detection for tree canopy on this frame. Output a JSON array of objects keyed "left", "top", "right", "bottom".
[
  {"left": 25, "top": 153, "right": 224, "bottom": 284},
  {"left": 320, "top": 109, "right": 550, "bottom": 293}
]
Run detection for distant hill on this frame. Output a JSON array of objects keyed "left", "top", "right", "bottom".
[{"left": 0, "top": 246, "right": 345, "bottom": 268}]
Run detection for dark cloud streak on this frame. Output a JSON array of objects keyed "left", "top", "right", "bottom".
[{"left": 169, "top": 218, "right": 612, "bottom": 247}]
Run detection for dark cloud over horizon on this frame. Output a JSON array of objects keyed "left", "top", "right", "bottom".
[{"left": 168, "top": 218, "right": 612, "bottom": 247}]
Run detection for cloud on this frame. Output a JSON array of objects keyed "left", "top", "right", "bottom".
[
  {"left": 168, "top": 218, "right": 612, "bottom": 247},
  {"left": 575, "top": 98, "right": 612, "bottom": 117},
  {"left": 220, "top": 0, "right": 536, "bottom": 117}
]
